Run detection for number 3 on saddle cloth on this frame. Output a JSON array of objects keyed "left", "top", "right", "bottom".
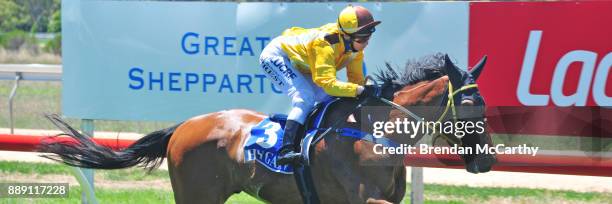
[{"left": 243, "top": 98, "right": 399, "bottom": 174}]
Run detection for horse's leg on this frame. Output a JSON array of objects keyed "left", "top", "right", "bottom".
[
  {"left": 250, "top": 172, "right": 303, "bottom": 204},
  {"left": 330, "top": 163, "right": 403, "bottom": 204},
  {"left": 168, "top": 155, "right": 185, "bottom": 204},
  {"left": 292, "top": 165, "right": 321, "bottom": 203},
  {"left": 327, "top": 161, "right": 365, "bottom": 204},
  {"left": 169, "top": 143, "right": 242, "bottom": 204},
  {"left": 386, "top": 166, "right": 407, "bottom": 203}
]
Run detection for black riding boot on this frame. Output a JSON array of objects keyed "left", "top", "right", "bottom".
[{"left": 276, "top": 120, "right": 303, "bottom": 166}]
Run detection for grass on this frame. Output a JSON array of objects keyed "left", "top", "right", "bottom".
[
  {"left": 0, "top": 187, "right": 175, "bottom": 204},
  {"left": 0, "top": 48, "right": 61, "bottom": 64},
  {"left": 0, "top": 161, "right": 168, "bottom": 181},
  {"left": 0, "top": 182, "right": 610, "bottom": 204},
  {"left": 0, "top": 161, "right": 71, "bottom": 175},
  {"left": 420, "top": 184, "right": 610, "bottom": 203},
  {"left": 1, "top": 161, "right": 611, "bottom": 204},
  {"left": 0, "top": 189, "right": 257, "bottom": 204}
]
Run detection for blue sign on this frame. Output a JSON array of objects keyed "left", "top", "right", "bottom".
[{"left": 62, "top": 1, "right": 468, "bottom": 121}]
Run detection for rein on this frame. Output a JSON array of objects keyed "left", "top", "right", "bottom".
[
  {"left": 379, "top": 82, "right": 479, "bottom": 144},
  {"left": 311, "top": 97, "right": 373, "bottom": 145},
  {"left": 310, "top": 81, "right": 479, "bottom": 148}
]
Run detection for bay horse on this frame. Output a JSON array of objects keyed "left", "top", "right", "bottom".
[{"left": 39, "top": 53, "right": 495, "bottom": 203}]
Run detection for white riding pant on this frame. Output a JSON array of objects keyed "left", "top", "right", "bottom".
[{"left": 259, "top": 38, "right": 331, "bottom": 124}]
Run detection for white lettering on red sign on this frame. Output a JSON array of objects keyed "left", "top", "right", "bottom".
[{"left": 517, "top": 30, "right": 611, "bottom": 106}]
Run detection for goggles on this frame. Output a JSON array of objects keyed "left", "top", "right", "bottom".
[{"left": 352, "top": 27, "right": 375, "bottom": 43}]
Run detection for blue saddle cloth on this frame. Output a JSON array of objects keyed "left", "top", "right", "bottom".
[
  {"left": 244, "top": 114, "right": 325, "bottom": 174},
  {"left": 244, "top": 116, "right": 293, "bottom": 174}
]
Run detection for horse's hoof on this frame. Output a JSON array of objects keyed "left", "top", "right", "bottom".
[
  {"left": 466, "top": 154, "right": 497, "bottom": 173},
  {"left": 476, "top": 154, "right": 497, "bottom": 173},
  {"left": 465, "top": 162, "right": 479, "bottom": 174}
]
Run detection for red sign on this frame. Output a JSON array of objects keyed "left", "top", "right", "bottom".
[
  {"left": 469, "top": 1, "right": 612, "bottom": 107},
  {"left": 469, "top": 2, "right": 612, "bottom": 137}
]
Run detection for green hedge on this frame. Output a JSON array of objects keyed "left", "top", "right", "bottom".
[
  {"left": 44, "top": 34, "right": 61, "bottom": 55},
  {"left": 0, "top": 30, "right": 38, "bottom": 51}
]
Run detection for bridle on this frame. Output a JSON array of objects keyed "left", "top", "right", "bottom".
[
  {"left": 378, "top": 81, "right": 480, "bottom": 144},
  {"left": 311, "top": 76, "right": 481, "bottom": 146},
  {"left": 382, "top": 82, "right": 479, "bottom": 124}
]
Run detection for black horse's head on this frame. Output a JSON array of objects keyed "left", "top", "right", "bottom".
[
  {"left": 441, "top": 54, "right": 496, "bottom": 173},
  {"left": 363, "top": 53, "right": 495, "bottom": 173}
]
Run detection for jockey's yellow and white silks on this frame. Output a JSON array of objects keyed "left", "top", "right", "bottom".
[
  {"left": 259, "top": 23, "right": 366, "bottom": 123},
  {"left": 271, "top": 23, "right": 365, "bottom": 96}
]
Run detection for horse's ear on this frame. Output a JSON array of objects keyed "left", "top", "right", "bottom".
[
  {"left": 443, "top": 54, "right": 463, "bottom": 86},
  {"left": 469, "top": 55, "right": 487, "bottom": 81}
]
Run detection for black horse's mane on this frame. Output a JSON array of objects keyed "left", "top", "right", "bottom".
[{"left": 375, "top": 53, "right": 448, "bottom": 86}]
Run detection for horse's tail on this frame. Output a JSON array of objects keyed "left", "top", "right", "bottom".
[{"left": 38, "top": 114, "right": 182, "bottom": 171}]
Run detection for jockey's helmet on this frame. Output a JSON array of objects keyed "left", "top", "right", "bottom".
[{"left": 337, "top": 5, "right": 381, "bottom": 37}]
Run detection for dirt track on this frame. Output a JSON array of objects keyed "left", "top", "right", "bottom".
[{"left": 2, "top": 128, "right": 612, "bottom": 193}]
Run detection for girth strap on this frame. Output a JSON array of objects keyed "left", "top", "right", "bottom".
[{"left": 336, "top": 127, "right": 399, "bottom": 148}]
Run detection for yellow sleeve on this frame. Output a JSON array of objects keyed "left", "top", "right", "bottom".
[
  {"left": 310, "top": 40, "right": 359, "bottom": 97},
  {"left": 347, "top": 52, "right": 366, "bottom": 85}
]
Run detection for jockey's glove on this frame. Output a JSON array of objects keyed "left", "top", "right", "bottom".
[{"left": 358, "top": 85, "right": 379, "bottom": 98}]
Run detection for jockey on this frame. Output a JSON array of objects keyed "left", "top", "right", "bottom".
[{"left": 259, "top": 5, "right": 381, "bottom": 165}]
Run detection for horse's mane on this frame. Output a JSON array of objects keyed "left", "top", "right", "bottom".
[{"left": 375, "top": 53, "right": 448, "bottom": 86}]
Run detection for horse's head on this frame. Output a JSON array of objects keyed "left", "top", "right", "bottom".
[
  {"left": 441, "top": 54, "right": 496, "bottom": 173},
  {"left": 380, "top": 53, "right": 495, "bottom": 173}
]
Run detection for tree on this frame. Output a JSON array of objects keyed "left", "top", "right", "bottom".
[
  {"left": 0, "top": 0, "right": 30, "bottom": 32},
  {"left": 48, "top": 8, "right": 60, "bottom": 33},
  {"left": 17, "top": 0, "right": 57, "bottom": 32}
]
